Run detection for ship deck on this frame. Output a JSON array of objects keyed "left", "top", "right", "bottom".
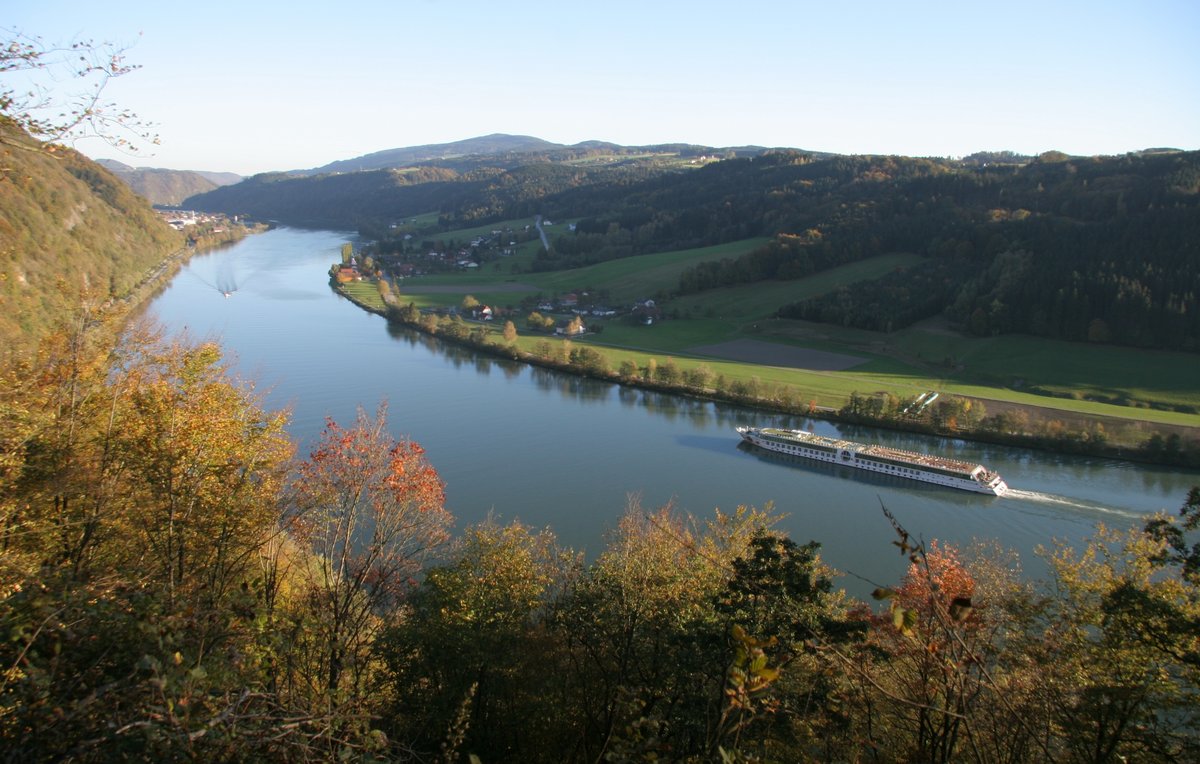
[{"left": 757, "top": 428, "right": 983, "bottom": 476}]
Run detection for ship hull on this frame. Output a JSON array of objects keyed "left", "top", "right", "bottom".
[{"left": 737, "top": 427, "right": 1008, "bottom": 496}]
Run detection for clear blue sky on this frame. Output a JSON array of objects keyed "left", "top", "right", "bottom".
[{"left": 9, "top": 0, "right": 1199, "bottom": 175}]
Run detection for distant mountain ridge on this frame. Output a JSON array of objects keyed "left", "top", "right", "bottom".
[
  {"left": 183, "top": 134, "right": 789, "bottom": 225},
  {"left": 305, "top": 133, "right": 565, "bottom": 175},
  {"left": 96, "top": 159, "right": 242, "bottom": 206}
]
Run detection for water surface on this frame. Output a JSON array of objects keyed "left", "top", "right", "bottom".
[{"left": 146, "top": 228, "right": 1199, "bottom": 594}]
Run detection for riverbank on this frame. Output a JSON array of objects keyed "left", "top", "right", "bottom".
[
  {"left": 332, "top": 280, "right": 1199, "bottom": 470},
  {"left": 118, "top": 222, "right": 270, "bottom": 333}
]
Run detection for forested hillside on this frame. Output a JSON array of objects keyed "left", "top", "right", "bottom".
[
  {"left": 0, "top": 121, "right": 182, "bottom": 351},
  {"left": 304, "top": 132, "right": 564, "bottom": 174},
  {"left": 183, "top": 140, "right": 752, "bottom": 228},
  {"left": 542, "top": 150, "right": 1200, "bottom": 350},
  {"left": 188, "top": 140, "right": 1200, "bottom": 351},
  {"left": 95, "top": 159, "right": 239, "bottom": 206}
]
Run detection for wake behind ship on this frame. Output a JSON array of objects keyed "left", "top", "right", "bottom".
[{"left": 736, "top": 427, "right": 1009, "bottom": 496}]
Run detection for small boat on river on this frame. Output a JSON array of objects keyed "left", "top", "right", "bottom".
[{"left": 736, "top": 426, "right": 1009, "bottom": 496}]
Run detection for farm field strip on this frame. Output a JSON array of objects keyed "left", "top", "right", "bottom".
[{"left": 361, "top": 224, "right": 1200, "bottom": 428}]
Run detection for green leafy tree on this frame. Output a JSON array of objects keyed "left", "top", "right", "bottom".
[
  {"left": 654, "top": 357, "right": 680, "bottom": 385},
  {"left": 569, "top": 345, "right": 609, "bottom": 374}
]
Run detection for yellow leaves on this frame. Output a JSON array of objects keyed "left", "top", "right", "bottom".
[
  {"left": 891, "top": 606, "right": 918, "bottom": 636},
  {"left": 725, "top": 624, "right": 783, "bottom": 715}
]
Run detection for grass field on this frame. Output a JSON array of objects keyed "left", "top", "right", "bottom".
[
  {"left": 396, "top": 237, "right": 770, "bottom": 310},
  {"left": 358, "top": 225, "right": 1200, "bottom": 432}
]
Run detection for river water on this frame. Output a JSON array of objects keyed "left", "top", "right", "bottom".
[{"left": 145, "top": 227, "right": 1198, "bottom": 594}]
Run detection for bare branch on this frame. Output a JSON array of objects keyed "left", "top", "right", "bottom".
[{"left": 1, "top": 27, "right": 158, "bottom": 155}]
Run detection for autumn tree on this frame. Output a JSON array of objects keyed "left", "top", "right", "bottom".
[
  {"left": 379, "top": 519, "right": 576, "bottom": 759},
  {"left": 288, "top": 404, "right": 451, "bottom": 701},
  {"left": 0, "top": 321, "right": 304, "bottom": 759},
  {"left": 654, "top": 357, "right": 681, "bottom": 385},
  {"left": 0, "top": 300, "right": 123, "bottom": 576},
  {"left": 859, "top": 540, "right": 999, "bottom": 762},
  {"left": 502, "top": 319, "right": 518, "bottom": 344},
  {"left": 840, "top": 503, "right": 1050, "bottom": 764},
  {"left": 525, "top": 311, "right": 554, "bottom": 332},
  {"left": 682, "top": 363, "right": 713, "bottom": 390},
  {"left": 551, "top": 501, "right": 781, "bottom": 761},
  {"left": 112, "top": 337, "right": 293, "bottom": 610},
  {"left": 1027, "top": 520, "right": 1200, "bottom": 762}
]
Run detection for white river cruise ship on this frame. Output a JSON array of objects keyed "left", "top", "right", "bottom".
[{"left": 737, "top": 427, "right": 1009, "bottom": 496}]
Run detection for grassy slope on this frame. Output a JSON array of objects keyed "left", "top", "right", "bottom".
[{"left": 369, "top": 219, "right": 1200, "bottom": 430}]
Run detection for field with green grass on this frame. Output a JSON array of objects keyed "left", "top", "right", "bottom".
[
  {"left": 395, "top": 236, "right": 769, "bottom": 309},
  {"left": 351, "top": 223, "right": 1200, "bottom": 434},
  {"left": 337, "top": 280, "right": 387, "bottom": 312}
]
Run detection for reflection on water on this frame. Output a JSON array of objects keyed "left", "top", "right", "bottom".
[
  {"left": 736, "top": 440, "right": 986, "bottom": 499},
  {"left": 146, "top": 227, "right": 1200, "bottom": 597}
]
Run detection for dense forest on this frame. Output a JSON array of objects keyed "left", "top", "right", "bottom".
[
  {"left": 184, "top": 139, "right": 749, "bottom": 230},
  {"left": 2, "top": 308, "right": 1198, "bottom": 762},
  {"left": 542, "top": 150, "right": 1200, "bottom": 351},
  {"left": 189, "top": 144, "right": 1200, "bottom": 353},
  {"left": 0, "top": 121, "right": 183, "bottom": 352},
  {"left": 94, "top": 159, "right": 241, "bottom": 207}
]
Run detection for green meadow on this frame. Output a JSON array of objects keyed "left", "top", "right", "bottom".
[{"left": 357, "top": 224, "right": 1200, "bottom": 430}]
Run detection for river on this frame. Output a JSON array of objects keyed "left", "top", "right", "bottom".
[{"left": 145, "top": 227, "right": 1199, "bottom": 594}]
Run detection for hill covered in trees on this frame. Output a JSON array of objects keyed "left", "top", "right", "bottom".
[
  {"left": 302, "top": 132, "right": 566, "bottom": 174},
  {"left": 183, "top": 137, "right": 775, "bottom": 228},
  {"left": 188, "top": 138, "right": 1199, "bottom": 353},
  {"left": 0, "top": 121, "right": 183, "bottom": 351},
  {"left": 95, "top": 158, "right": 241, "bottom": 206}
]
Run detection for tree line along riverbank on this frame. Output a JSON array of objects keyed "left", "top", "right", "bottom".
[{"left": 331, "top": 277, "right": 1200, "bottom": 470}]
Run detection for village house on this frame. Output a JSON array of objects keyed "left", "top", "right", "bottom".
[
  {"left": 335, "top": 266, "right": 361, "bottom": 284},
  {"left": 555, "top": 318, "right": 587, "bottom": 336},
  {"left": 632, "top": 299, "right": 661, "bottom": 325}
]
